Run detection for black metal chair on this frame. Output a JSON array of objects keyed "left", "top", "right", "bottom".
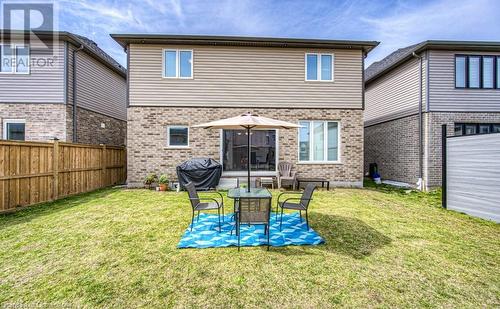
[
  {"left": 185, "top": 182, "right": 224, "bottom": 232},
  {"left": 233, "top": 197, "right": 271, "bottom": 251},
  {"left": 277, "top": 183, "right": 316, "bottom": 230}
]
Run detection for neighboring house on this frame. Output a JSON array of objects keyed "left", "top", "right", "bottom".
[
  {"left": 0, "top": 30, "right": 127, "bottom": 146},
  {"left": 364, "top": 40, "right": 500, "bottom": 190},
  {"left": 111, "top": 34, "right": 378, "bottom": 187}
]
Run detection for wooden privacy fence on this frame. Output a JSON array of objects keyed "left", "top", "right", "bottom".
[{"left": 0, "top": 140, "right": 126, "bottom": 213}]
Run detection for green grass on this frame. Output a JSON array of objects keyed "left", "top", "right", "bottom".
[{"left": 0, "top": 184, "right": 498, "bottom": 308}]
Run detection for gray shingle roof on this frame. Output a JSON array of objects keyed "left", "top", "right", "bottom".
[
  {"left": 365, "top": 42, "right": 425, "bottom": 83},
  {"left": 71, "top": 33, "right": 126, "bottom": 76},
  {"left": 365, "top": 40, "right": 500, "bottom": 84}
]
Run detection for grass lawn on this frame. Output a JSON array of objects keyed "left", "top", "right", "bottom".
[{"left": 0, "top": 184, "right": 499, "bottom": 308}]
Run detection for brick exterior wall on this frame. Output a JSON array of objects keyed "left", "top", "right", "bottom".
[
  {"left": 66, "top": 105, "right": 126, "bottom": 146},
  {"left": 0, "top": 103, "right": 67, "bottom": 141},
  {"left": 127, "top": 107, "right": 364, "bottom": 188},
  {"left": 424, "top": 111, "right": 500, "bottom": 189},
  {"left": 364, "top": 114, "right": 420, "bottom": 186},
  {"left": 0, "top": 103, "right": 126, "bottom": 146}
]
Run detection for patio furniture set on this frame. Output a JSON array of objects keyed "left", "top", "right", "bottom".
[
  {"left": 180, "top": 113, "right": 326, "bottom": 249},
  {"left": 185, "top": 181, "right": 317, "bottom": 250}
]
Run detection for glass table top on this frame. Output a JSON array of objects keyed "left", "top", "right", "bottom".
[{"left": 227, "top": 187, "right": 272, "bottom": 199}]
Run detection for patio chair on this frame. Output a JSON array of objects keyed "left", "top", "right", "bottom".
[
  {"left": 277, "top": 161, "right": 297, "bottom": 190},
  {"left": 185, "top": 182, "right": 224, "bottom": 232},
  {"left": 277, "top": 183, "right": 316, "bottom": 230},
  {"left": 233, "top": 197, "right": 271, "bottom": 251}
]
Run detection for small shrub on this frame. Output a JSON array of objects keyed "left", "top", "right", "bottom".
[
  {"left": 158, "top": 174, "right": 169, "bottom": 185},
  {"left": 144, "top": 173, "right": 158, "bottom": 189}
]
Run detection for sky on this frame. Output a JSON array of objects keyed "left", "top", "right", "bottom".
[{"left": 53, "top": 0, "right": 500, "bottom": 67}]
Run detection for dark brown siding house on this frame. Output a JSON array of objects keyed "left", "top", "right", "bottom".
[
  {"left": 111, "top": 34, "right": 378, "bottom": 187},
  {"left": 0, "top": 30, "right": 127, "bottom": 146},
  {"left": 364, "top": 40, "right": 500, "bottom": 190}
]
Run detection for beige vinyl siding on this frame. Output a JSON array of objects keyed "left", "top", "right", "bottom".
[
  {"left": 0, "top": 40, "right": 65, "bottom": 103},
  {"left": 129, "top": 44, "right": 363, "bottom": 109},
  {"left": 364, "top": 57, "right": 422, "bottom": 126},
  {"left": 429, "top": 50, "right": 500, "bottom": 112},
  {"left": 68, "top": 44, "right": 127, "bottom": 121}
]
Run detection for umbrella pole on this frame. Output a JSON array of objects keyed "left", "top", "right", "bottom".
[{"left": 247, "top": 127, "right": 251, "bottom": 192}]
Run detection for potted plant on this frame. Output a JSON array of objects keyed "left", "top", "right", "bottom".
[
  {"left": 144, "top": 173, "right": 158, "bottom": 189},
  {"left": 158, "top": 174, "right": 169, "bottom": 191}
]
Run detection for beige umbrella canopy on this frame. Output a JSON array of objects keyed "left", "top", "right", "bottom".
[
  {"left": 192, "top": 113, "right": 302, "bottom": 130},
  {"left": 193, "top": 113, "right": 302, "bottom": 192}
]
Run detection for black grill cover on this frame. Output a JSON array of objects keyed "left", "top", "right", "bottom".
[{"left": 176, "top": 158, "right": 222, "bottom": 190}]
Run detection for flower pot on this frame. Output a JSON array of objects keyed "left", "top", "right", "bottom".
[{"left": 159, "top": 184, "right": 168, "bottom": 191}]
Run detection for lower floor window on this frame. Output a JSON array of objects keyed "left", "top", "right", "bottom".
[
  {"left": 3, "top": 119, "right": 25, "bottom": 140},
  {"left": 299, "top": 120, "right": 339, "bottom": 162},
  {"left": 222, "top": 130, "right": 276, "bottom": 172},
  {"left": 454, "top": 123, "right": 500, "bottom": 136},
  {"left": 167, "top": 126, "right": 189, "bottom": 147}
]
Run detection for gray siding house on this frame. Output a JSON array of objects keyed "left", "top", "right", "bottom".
[
  {"left": 111, "top": 34, "right": 378, "bottom": 187},
  {"left": 364, "top": 41, "right": 500, "bottom": 190},
  {"left": 0, "top": 30, "right": 127, "bottom": 146}
]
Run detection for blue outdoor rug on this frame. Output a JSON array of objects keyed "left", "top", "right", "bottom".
[{"left": 178, "top": 212, "right": 325, "bottom": 249}]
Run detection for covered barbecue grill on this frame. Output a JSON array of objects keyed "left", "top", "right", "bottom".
[{"left": 176, "top": 158, "right": 222, "bottom": 191}]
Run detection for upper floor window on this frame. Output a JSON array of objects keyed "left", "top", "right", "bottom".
[
  {"left": 298, "top": 120, "right": 340, "bottom": 163},
  {"left": 0, "top": 44, "right": 30, "bottom": 74},
  {"left": 497, "top": 57, "right": 500, "bottom": 89},
  {"left": 455, "top": 55, "right": 499, "bottom": 89},
  {"left": 305, "top": 53, "right": 334, "bottom": 81},
  {"left": 163, "top": 49, "right": 192, "bottom": 79}
]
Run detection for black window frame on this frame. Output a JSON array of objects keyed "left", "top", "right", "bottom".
[
  {"left": 455, "top": 54, "right": 500, "bottom": 90},
  {"left": 454, "top": 123, "right": 500, "bottom": 136}
]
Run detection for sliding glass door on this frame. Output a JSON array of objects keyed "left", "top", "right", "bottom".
[{"left": 222, "top": 130, "right": 276, "bottom": 172}]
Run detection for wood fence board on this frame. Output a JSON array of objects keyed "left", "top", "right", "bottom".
[{"left": 0, "top": 140, "right": 126, "bottom": 212}]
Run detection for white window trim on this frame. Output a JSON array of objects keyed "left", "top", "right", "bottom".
[
  {"left": 304, "top": 53, "right": 334, "bottom": 82},
  {"left": 0, "top": 44, "right": 30, "bottom": 75},
  {"left": 162, "top": 49, "right": 193, "bottom": 79},
  {"left": 3, "top": 119, "right": 26, "bottom": 139},
  {"left": 297, "top": 120, "right": 341, "bottom": 164},
  {"left": 166, "top": 125, "right": 190, "bottom": 148},
  {"left": 219, "top": 128, "right": 279, "bottom": 174}
]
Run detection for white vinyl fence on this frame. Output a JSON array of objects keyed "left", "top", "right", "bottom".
[{"left": 443, "top": 128, "right": 500, "bottom": 222}]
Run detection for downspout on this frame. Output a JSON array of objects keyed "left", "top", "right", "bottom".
[
  {"left": 72, "top": 44, "right": 84, "bottom": 143},
  {"left": 412, "top": 52, "right": 424, "bottom": 190}
]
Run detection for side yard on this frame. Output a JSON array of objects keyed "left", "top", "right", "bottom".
[{"left": 0, "top": 185, "right": 498, "bottom": 308}]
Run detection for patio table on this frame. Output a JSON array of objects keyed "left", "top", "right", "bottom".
[
  {"left": 227, "top": 187, "right": 272, "bottom": 236},
  {"left": 227, "top": 187, "right": 272, "bottom": 200}
]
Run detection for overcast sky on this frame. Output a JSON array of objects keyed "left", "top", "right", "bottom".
[{"left": 56, "top": 0, "right": 500, "bottom": 67}]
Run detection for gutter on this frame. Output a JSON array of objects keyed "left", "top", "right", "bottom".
[
  {"left": 412, "top": 51, "right": 424, "bottom": 190},
  {"left": 72, "top": 44, "right": 84, "bottom": 143}
]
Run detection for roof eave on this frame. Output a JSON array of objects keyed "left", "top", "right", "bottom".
[
  {"left": 110, "top": 34, "right": 379, "bottom": 54},
  {"left": 1, "top": 30, "right": 126, "bottom": 77}
]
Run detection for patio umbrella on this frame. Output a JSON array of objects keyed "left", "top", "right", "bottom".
[{"left": 192, "top": 113, "right": 302, "bottom": 192}]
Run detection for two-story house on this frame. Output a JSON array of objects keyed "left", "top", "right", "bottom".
[
  {"left": 0, "top": 30, "right": 127, "bottom": 145},
  {"left": 111, "top": 34, "right": 378, "bottom": 187},
  {"left": 364, "top": 40, "right": 500, "bottom": 190}
]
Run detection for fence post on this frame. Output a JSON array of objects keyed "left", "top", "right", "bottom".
[
  {"left": 52, "top": 140, "right": 59, "bottom": 200},
  {"left": 101, "top": 144, "right": 107, "bottom": 187},
  {"left": 441, "top": 124, "right": 447, "bottom": 209}
]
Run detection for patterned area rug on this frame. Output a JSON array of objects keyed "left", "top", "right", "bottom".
[{"left": 178, "top": 212, "right": 325, "bottom": 249}]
